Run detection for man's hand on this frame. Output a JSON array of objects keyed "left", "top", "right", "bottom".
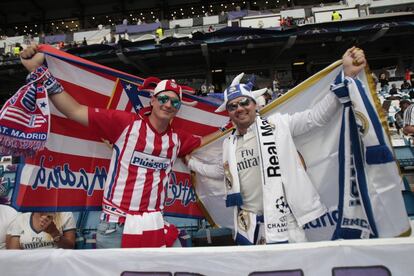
[
  {"left": 342, "top": 46, "right": 366, "bottom": 78},
  {"left": 182, "top": 154, "right": 192, "bottom": 166},
  {"left": 41, "top": 215, "right": 60, "bottom": 237},
  {"left": 20, "top": 44, "right": 45, "bottom": 72}
]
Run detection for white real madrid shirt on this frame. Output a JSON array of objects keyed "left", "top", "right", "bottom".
[
  {"left": 8, "top": 212, "right": 76, "bottom": 249},
  {"left": 235, "top": 127, "right": 264, "bottom": 215}
]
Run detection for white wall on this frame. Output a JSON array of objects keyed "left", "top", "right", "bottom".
[
  {"left": 370, "top": 0, "right": 414, "bottom": 8},
  {"left": 240, "top": 14, "right": 281, "bottom": 28},
  {"left": 203, "top": 15, "right": 219, "bottom": 26},
  {"left": 314, "top": 8, "right": 360, "bottom": 23},
  {"left": 169, "top": 18, "right": 193, "bottom": 28},
  {"left": 280, "top": 8, "right": 306, "bottom": 19},
  {"left": 73, "top": 29, "right": 111, "bottom": 44}
]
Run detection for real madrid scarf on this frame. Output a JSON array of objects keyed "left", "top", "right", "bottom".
[
  {"left": 225, "top": 116, "right": 299, "bottom": 244},
  {"left": 331, "top": 71, "right": 393, "bottom": 239},
  {"left": 0, "top": 66, "right": 51, "bottom": 156}
]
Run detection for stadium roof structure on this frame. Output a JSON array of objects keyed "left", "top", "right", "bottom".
[
  {"left": 61, "top": 13, "right": 414, "bottom": 78},
  {"left": 0, "top": 0, "right": 339, "bottom": 29},
  {"left": 0, "top": 12, "right": 413, "bottom": 101}
]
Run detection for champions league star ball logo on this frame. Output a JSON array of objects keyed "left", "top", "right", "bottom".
[{"left": 275, "top": 196, "right": 290, "bottom": 214}]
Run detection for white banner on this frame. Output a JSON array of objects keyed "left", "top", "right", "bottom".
[{"left": 1, "top": 237, "right": 413, "bottom": 275}]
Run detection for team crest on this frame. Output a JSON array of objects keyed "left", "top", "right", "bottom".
[
  {"left": 354, "top": 111, "right": 369, "bottom": 137},
  {"left": 223, "top": 161, "right": 233, "bottom": 190},
  {"left": 237, "top": 210, "right": 251, "bottom": 232}
]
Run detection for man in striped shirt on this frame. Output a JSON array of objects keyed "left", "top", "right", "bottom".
[
  {"left": 20, "top": 45, "right": 216, "bottom": 248},
  {"left": 401, "top": 99, "right": 414, "bottom": 135}
]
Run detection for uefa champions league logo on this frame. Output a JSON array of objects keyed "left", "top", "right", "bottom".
[{"left": 275, "top": 196, "right": 290, "bottom": 214}]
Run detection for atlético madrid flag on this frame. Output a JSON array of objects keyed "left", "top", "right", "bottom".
[{"left": 11, "top": 44, "right": 229, "bottom": 219}]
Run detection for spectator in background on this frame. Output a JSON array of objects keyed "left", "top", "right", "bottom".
[
  {"left": 82, "top": 37, "right": 88, "bottom": 46},
  {"left": 208, "top": 84, "right": 215, "bottom": 93},
  {"left": 402, "top": 98, "right": 414, "bottom": 135},
  {"left": 401, "top": 80, "right": 411, "bottom": 92},
  {"left": 122, "top": 18, "right": 128, "bottom": 25},
  {"left": 208, "top": 25, "right": 215, "bottom": 32},
  {"left": 110, "top": 33, "right": 116, "bottom": 43},
  {"left": 13, "top": 43, "right": 22, "bottom": 57},
  {"left": 378, "top": 72, "right": 389, "bottom": 94},
  {"left": 200, "top": 83, "right": 208, "bottom": 96},
  {"left": 331, "top": 10, "right": 343, "bottom": 21},
  {"left": 256, "top": 89, "right": 273, "bottom": 109},
  {"left": 57, "top": 41, "right": 65, "bottom": 50},
  {"left": 0, "top": 205, "right": 17, "bottom": 249},
  {"left": 137, "top": 19, "right": 142, "bottom": 25},
  {"left": 389, "top": 83, "right": 399, "bottom": 96},
  {"left": 101, "top": 36, "right": 109, "bottom": 45},
  {"left": 155, "top": 26, "right": 163, "bottom": 39},
  {"left": 7, "top": 212, "right": 76, "bottom": 249},
  {"left": 395, "top": 99, "right": 411, "bottom": 134},
  {"left": 405, "top": 68, "right": 412, "bottom": 82}
]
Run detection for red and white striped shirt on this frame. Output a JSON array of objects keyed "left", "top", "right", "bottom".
[{"left": 88, "top": 107, "right": 201, "bottom": 223}]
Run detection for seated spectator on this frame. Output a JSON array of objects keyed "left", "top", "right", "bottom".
[
  {"left": 101, "top": 36, "right": 109, "bottom": 45},
  {"left": 402, "top": 99, "right": 414, "bottom": 135},
  {"left": 7, "top": 212, "right": 76, "bottom": 249},
  {"left": 389, "top": 83, "right": 399, "bottom": 96},
  {"left": 82, "top": 37, "right": 87, "bottom": 46},
  {"left": 0, "top": 205, "right": 17, "bottom": 249},
  {"left": 401, "top": 80, "right": 411, "bottom": 91},
  {"left": 378, "top": 72, "right": 389, "bottom": 94}
]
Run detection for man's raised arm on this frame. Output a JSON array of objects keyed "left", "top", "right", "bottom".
[{"left": 20, "top": 45, "right": 89, "bottom": 127}]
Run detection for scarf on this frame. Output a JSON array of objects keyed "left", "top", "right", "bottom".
[
  {"left": 121, "top": 211, "right": 179, "bottom": 248},
  {"left": 331, "top": 71, "right": 394, "bottom": 239},
  {"left": 0, "top": 66, "right": 50, "bottom": 156}
]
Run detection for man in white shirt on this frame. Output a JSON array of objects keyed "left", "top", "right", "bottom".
[{"left": 185, "top": 47, "right": 367, "bottom": 245}]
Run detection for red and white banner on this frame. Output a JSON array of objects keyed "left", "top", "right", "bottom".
[{"left": 11, "top": 44, "right": 228, "bottom": 218}]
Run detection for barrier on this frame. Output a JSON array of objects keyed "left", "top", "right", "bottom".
[{"left": 1, "top": 237, "right": 413, "bottom": 275}]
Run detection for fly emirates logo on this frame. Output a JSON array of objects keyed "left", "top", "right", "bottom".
[{"left": 130, "top": 151, "right": 170, "bottom": 171}]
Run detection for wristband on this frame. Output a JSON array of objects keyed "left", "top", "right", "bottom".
[
  {"left": 26, "top": 66, "right": 64, "bottom": 95},
  {"left": 53, "top": 234, "right": 62, "bottom": 242}
]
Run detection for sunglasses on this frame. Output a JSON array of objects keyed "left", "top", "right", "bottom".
[
  {"left": 226, "top": 97, "right": 253, "bottom": 112},
  {"left": 157, "top": 94, "right": 181, "bottom": 110}
]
